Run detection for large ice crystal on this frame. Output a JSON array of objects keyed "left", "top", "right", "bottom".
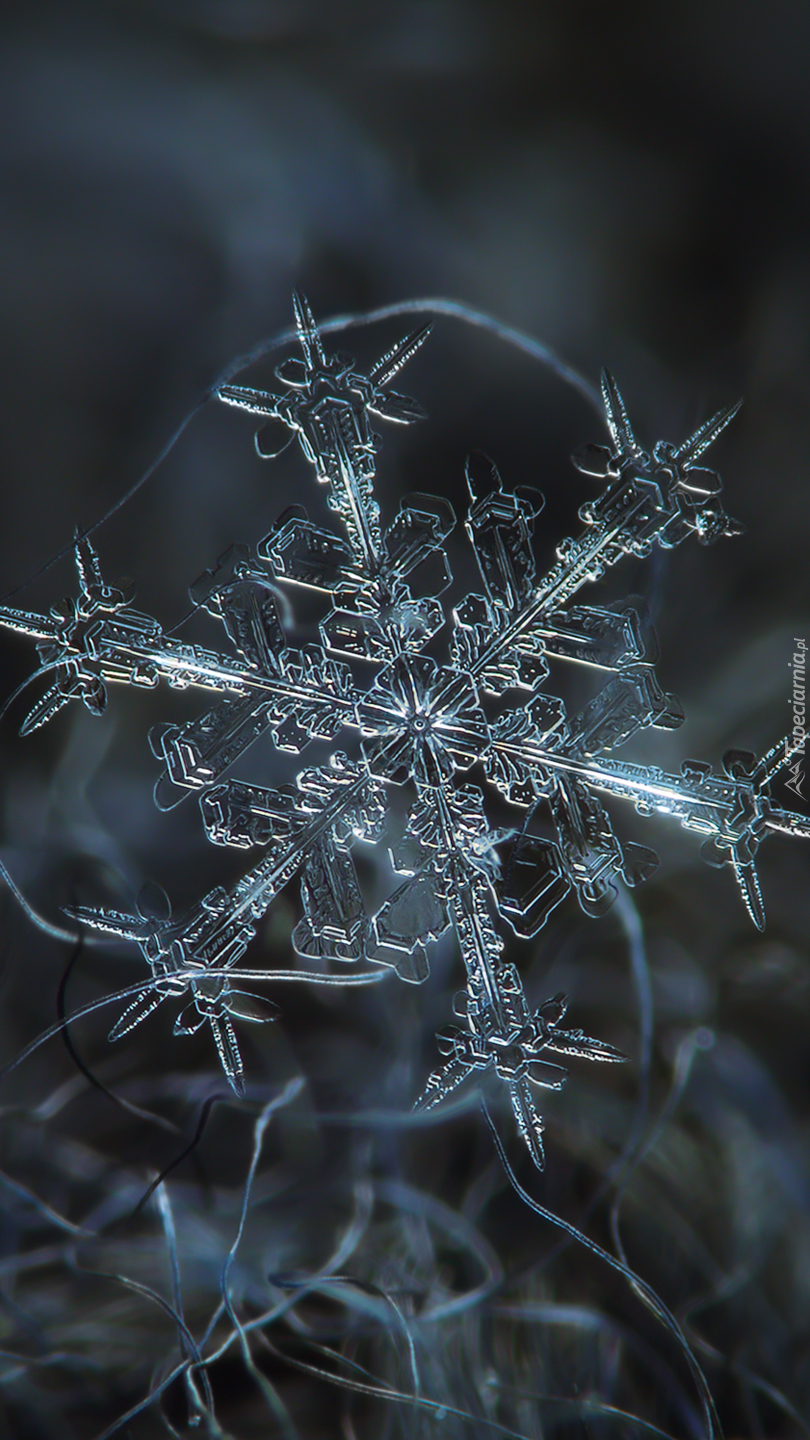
[{"left": 2, "top": 293, "right": 808, "bottom": 1168}]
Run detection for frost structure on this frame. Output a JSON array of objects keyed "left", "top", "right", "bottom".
[{"left": 3, "top": 293, "right": 809, "bottom": 1169}]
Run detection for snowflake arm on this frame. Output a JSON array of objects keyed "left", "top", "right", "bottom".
[
  {"left": 455, "top": 377, "right": 744, "bottom": 693},
  {"left": 395, "top": 779, "right": 625, "bottom": 1168},
  {"left": 217, "top": 291, "right": 430, "bottom": 575},
  {"left": 69, "top": 759, "right": 382, "bottom": 1090},
  {"left": 0, "top": 536, "right": 362, "bottom": 810},
  {"left": 414, "top": 970, "right": 627, "bottom": 1170},
  {"left": 486, "top": 726, "right": 810, "bottom": 933}
]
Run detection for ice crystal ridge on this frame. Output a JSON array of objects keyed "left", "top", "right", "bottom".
[{"left": 3, "top": 292, "right": 809, "bottom": 1170}]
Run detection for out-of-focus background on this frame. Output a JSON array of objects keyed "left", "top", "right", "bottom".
[{"left": 0, "top": 3, "right": 809, "bottom": 1437}]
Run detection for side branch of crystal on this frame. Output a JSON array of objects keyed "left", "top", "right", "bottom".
[
  {"left": 69, "top": 758, "right": 384, "bottom": 1091},
  {"left": 218, "top": 291, "right": 430, "bottom": 577},
  {"left": 2, "top": 294, "right": 807, "bottom": 1167}
]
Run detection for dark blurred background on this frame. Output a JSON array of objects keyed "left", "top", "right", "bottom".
[{"left": 1, "top": 3, "right": 809, "bottom": 1437}]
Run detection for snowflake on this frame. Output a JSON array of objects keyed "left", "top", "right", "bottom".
[{"left": 2, "top": 293, "right": 808, "bottom": 1170}]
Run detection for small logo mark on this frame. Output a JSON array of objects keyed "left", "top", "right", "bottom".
[{"left": 786, "top": 637, "right": 806, "bottom": 798}]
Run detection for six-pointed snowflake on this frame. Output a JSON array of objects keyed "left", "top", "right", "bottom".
[{"left": 2, "top": 293, "right": 808, "bottom": 1168}]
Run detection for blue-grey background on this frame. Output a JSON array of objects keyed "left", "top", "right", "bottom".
[{"left": 0, "top": 4, "right": 809, "bottom": 1437}]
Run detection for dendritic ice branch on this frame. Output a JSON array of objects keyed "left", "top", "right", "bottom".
[{"left": 2, "top": 292, "right": 808, "bottom": 1165}]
